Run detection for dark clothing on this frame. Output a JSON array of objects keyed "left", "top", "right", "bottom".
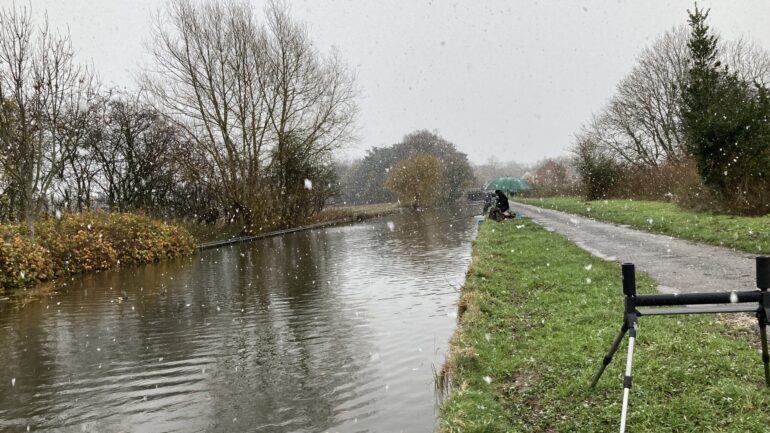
[{"left": 496, "top": 191, "right": 509, "bottom": 212}]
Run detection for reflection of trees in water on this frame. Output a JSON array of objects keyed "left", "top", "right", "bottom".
[
  {"left": 0, "top": 208, "right": 477, "bottom": 432},
  {"left": 385, "top": 205, "right": 480, "bottom": 269},
  {"left": 204, "top": 230, "right": 371, "bottom": 432},
  {"left": 0, "top": 257, "right": 220, "bottom": 431},
  {"left": 0, "top": 300, "right": 58, "bottom": 428}
]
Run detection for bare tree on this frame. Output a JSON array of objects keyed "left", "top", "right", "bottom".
[
  {"left": 722, "top": 38, "right": 770, "bottom": 86},
  {"left": 146, "top": 0, "right": 356, "bottom": 225},
  {"left": 592, "top": 27, "right": 689, "bottom": 168},
  {"left": 0, "top": 5, "right": 95, "bottom": 238},
  {"left": 86, "top": 93, "right": 186, "bottom": 213},
  {"left": 583, "top": 26, "right": 770, "bottom": 169}
]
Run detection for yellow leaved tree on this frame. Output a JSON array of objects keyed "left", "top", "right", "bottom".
[{"left": 385, "top": 154, "right": 444, "bottom": 208}]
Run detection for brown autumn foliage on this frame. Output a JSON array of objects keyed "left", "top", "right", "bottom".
[
  {"left": 385, "top": 154, "right": 445, "bottom": 208},
  {"left": 0, "top": 212, "right": 196, "bottom": 290},
  {"left": 527, "top": 159, "right": 580, "bottom": 197}
]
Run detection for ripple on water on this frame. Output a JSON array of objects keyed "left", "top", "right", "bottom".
[{"left": 0, "top": 208, "right": 479, "bottom": 432}]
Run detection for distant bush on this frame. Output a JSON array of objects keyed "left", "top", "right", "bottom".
[
  {"left": 1, "top": 212, "right": 196, "bottom": 290},
  {"left": 603, "top": 158, "right": 702, "bottom": 203},
  {"left": 385, "top": 153, "right": 445, "bottom": 208},
  {"left": 573, "top": 136, "right": 624, "bottom": 200}
]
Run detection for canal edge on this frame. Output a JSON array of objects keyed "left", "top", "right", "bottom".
[{"left": 197, "top": 210, "right": 402, "bottom": 250}]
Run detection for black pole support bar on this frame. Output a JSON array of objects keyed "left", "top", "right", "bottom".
[
  {"left": 635, "top": 290, "right": 761, "bottom": 307},
  {"left": 757, "top": 256, "right": 770, "bottom": 290},
  {"left": 592, "top": 257, "right": 770, "bottom": 432},
  {"left": 622, "top": 263, "right": 636, "bottom": 297}
]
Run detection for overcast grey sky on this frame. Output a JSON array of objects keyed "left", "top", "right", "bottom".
[{"left": 16, "top": 0, "right": 770, "bottom": 164}]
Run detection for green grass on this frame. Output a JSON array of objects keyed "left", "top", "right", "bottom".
[
  {"left": 439, "top": 218, "right": 770, "bottom": 432},
  {"left": 517, "top": 196, "right": 770, "bottom": 254}
]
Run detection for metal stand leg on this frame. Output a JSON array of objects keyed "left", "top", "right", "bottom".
[
  {"left": 619, "top": 324, "right": 637, "bottom": 433},
  {"left": 759, "top": 314, "right": 770, "bottom": 387},
  {"left": 590, "top": 322, "right": 628, "bottom": 388}
]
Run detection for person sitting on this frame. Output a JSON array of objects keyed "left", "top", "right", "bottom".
[
  {"left": 495, "top": 189, "right": 509, "bottom": 213},
  {"left": 489, "top": 190, "right": 514, "bottom": 221}
]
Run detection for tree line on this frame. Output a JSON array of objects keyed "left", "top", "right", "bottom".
[
  {"left": 0, "top": 0, "right": 356, "bottom": 238},
  {"left": 572, "top": 6, "right": 770, "bottom": 214},
  {"left": 334, "top": 130, "right": 475, "bottom": 207}
]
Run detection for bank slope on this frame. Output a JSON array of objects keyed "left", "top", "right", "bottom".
[{"left": 439, "top": 218, "right": 770, "bottom": 433}]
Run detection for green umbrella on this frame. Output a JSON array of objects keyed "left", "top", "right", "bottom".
[{"left": 483, "top": 177, "right": 531, "bottom": 192}]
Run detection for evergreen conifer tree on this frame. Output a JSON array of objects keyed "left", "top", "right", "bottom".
[{"left": 681, "top": 5, "right": 770, "bottom": 213}]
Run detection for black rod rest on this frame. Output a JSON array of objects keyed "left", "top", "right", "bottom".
[{"left": 590, "top": 257, "right": 770, "bottom": 433}]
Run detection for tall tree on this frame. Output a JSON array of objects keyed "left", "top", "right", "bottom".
[
  {"left": 91, "top": 94, "right": 187, "bottom": 213},
  {"left": 0, "top": 5, "right": 96, "bottom": 238},
  {"left": 681, "top": 5, "right": 770, "bottom": 213},
  {"left": 579, "top": 23, "right": 770, "bottom": 171},
  {"left": 146, "top": 0, "right": 356, "bottom": 225}
]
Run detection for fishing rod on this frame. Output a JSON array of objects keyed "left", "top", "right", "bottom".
[{"left": 385, "top": 211, "right": 484, "bottom": 231}]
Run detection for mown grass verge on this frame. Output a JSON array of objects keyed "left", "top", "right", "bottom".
[
  {"left": 0, "top": 212, "right": 196, "bottom": 290},
  {"left": 439, "top": 218, "right": 770, "bottom": 432},
  {"left": 517, "top": 196, "right": 770, "bottom": 254}
]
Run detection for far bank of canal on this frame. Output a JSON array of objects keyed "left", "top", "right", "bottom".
[{"left": 0, "top": 205, "right": 481, "bottom": 433}]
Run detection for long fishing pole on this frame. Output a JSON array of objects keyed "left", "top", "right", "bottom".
[{"left": 385, "top": 211, "right": 484, "bottom": 231}]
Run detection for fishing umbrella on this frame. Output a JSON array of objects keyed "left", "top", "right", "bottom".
[{"left": 483, "top": 177, "right": 530, "bottom": 192}]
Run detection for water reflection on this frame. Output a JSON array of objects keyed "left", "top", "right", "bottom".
[{"left": 0, "top": 206, "right": 479, "bottom": 432}]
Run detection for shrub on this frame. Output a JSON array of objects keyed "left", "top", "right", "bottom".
[
  {"left": 573, "top": 136, "right": 624, "bottom": 200},
  {"left": 0, "top": 211, "right": 196, "bottom": 290},
  {"left": 0, "top": 235, "right": 53, "bottom": 288},
  {"left": 35, "top": 214, "right": 119, "bottom": 276},
  {"left": 615, "top": 158, "right": 702, "bottom": 202},
  {"left": 99, "top": 213, "right": 196, "bottom": 265}
]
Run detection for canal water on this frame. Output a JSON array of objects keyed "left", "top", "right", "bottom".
[{"left": 0, "top": 206, "right": 480, "bottom": 433}]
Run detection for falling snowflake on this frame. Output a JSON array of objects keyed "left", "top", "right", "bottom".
[{"left": 304, "top": 179, "right": 313, "bottom": 190}]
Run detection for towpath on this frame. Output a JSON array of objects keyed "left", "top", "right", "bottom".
[{"left": 512, "top": 201, "right": 758, "bottom": 294}]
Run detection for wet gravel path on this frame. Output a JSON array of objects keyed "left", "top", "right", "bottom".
[{"left": 512, "top": 201, "right": 759, "bottom": 294}]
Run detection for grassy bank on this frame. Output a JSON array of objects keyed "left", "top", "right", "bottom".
[
  {"left": 439, "top": 218, "right": 770, "bottom": 432},
  {"left": 186, "top": 202, "right": 401, "bottom": 243},
  {"left": 517, "top": 196, "right": 770, "bottom": 254},
  {"left": 0, "top": 212, "right": 195, "bottom": 290}
]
